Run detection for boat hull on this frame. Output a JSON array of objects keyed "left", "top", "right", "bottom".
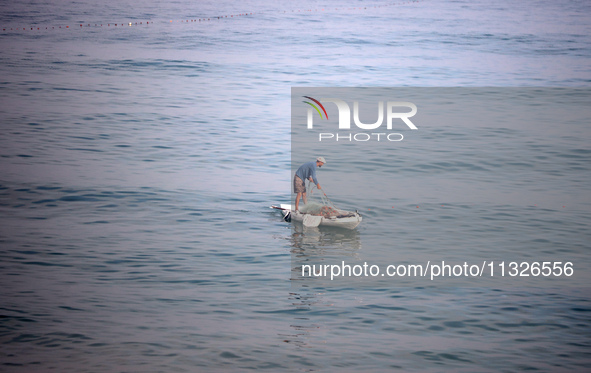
[{"left": 277, "top": 204, "right": 362, "bottom": 230}]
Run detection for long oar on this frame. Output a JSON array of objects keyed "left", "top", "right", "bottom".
[{"left": 270, "top": 205, "right": 290, "bottom": 211}]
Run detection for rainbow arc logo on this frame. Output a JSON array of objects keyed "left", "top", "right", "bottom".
[{"left": 302, "top": 96, "right": 329, "bottom": 120}]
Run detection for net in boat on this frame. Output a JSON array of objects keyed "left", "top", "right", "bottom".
[{"left": 299, "top": 185, "right": 358, "bottom": 219}]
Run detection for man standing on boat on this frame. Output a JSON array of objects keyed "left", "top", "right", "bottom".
[{"left": 294, "top": 157, "right": 325, "bottom": 212}]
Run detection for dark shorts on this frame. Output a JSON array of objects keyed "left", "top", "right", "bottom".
[{"left": 293, "top": 175, "right": 306, "bottom": 193}]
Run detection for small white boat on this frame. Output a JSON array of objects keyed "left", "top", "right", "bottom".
[{"left": 271, "top": 203, "right": 362, "bottom": 230}]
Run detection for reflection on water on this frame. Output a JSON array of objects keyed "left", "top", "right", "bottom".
[
  {"left": 270, "top": 207, "right": 363, "bottom": 346},
  {"left": 280, "top": 291, "right": 326, "bottom": 348},
  {"left": 289, "top": 224, "right": 363, "bottom": 283},
  {"left": 284, "top": 224, "right": 363, "bottom": 348},
  {"left": 290, "top": 224, "right": 362, "bottom": 252}
]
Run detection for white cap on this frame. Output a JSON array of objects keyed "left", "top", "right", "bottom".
[{"left": 316, "top": 156, "right": 326, "bottom": 164}]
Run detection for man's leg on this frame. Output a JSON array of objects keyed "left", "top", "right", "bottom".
[
  {"left": 295, "top": 192, "right": 302, "bottom": 211},
  {"left": 302, "top": 192, "right": 307, "bottom": 206}
]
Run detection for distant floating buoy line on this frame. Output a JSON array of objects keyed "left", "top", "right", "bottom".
[{"left": 1, "top": 1, "right": 422, "bottom": 32}]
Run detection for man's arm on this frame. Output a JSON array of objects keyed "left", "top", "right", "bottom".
[{"left": 308, "top": 177, "right": 321, "bottom": 189}]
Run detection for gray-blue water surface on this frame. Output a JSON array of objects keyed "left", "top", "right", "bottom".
[{"left": 1, "top": 0, "right": 590, "bottom": 371}]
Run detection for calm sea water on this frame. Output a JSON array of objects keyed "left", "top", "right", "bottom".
[{"left": 1, "top": 0, "right": 590, "bottom": 371}]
